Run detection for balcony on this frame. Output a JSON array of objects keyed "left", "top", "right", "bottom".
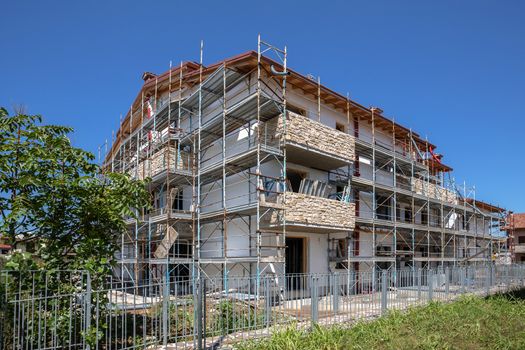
[
  {"left": 282, "top": 112, "right": 355, "bottom": 170},
  {"left": 131, "top": 146, "right": 192, "bottom": 182},
  {"left": 283, "top": 191, "right": 355, "bottom": 232},
  {"left": 515, "top": 245, "right": 525, "bottom": 254},
  {"left": 412, "top": 177, "right": 457, "bottom": 205}
]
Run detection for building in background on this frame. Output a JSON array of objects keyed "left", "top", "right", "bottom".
[
  {"left": 104, "top": 37, "right": 508, "bottom": 287},
  {"left": 505, "top": 213, "right": 525, "bottom": 262}
]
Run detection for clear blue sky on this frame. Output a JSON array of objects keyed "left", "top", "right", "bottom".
[{"left": 1, "top": 1, "right": 523, "bottom": 211}]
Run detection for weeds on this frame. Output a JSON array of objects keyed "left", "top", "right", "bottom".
[{"left": 236, "top": 292, "right": 525, "bottom": 350}]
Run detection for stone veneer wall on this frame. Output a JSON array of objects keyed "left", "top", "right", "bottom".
[
  {"left": 412, "top": 178, "right": 457, "bottom": 205},
  {"left": 278, "top": 112, "right": 355, "bottom": 162},
  {"left": 284, "top": 192, "right": 355, "bottom": 229},
  {"left": 131, "top": 146, "right": 190, "bottom": 180}
]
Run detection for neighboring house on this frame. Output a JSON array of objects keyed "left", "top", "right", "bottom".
[
  {"left": 505, "top": 213, "right": 525, "bottom": 262},
  {"left": 105, "top": 40, "right": 507, "bottom": 285},
  {"left": 0, "top": 243, "right": 12, "bottom": 256}
]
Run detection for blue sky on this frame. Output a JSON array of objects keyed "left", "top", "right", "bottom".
[{"left": 1, "top": 1, "right": 524, "bottom": 211}]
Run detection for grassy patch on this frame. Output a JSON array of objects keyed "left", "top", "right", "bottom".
[{"left": 236, "top": 292, "right": 525, "bottom": 350}]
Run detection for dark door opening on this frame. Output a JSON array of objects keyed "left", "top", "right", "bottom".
[
  {"left": 287, "top": 169, "right": 305, "bottom": 193},
  {"left": 286, "top": 237, "right": 305, "bottom": 290}
]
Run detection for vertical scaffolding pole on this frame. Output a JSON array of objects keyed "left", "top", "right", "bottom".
[
  {"left": 256, "top": 34, "right": 262, "bottom": 289},
  {"left": 317, "top": 76, "right": 321, "bottom": 122},
  {"left": 409, "top": 129, "right": 416, "bottom": 277},
  {"left": 194, "top": 40, "right": 204, "bottom": 350},
  {"left": 425, "top": 139, "right": 430, "bottom": 269},
  {"left": 196, "top": 40, "right": 204, "bottom": 279},
  {"left": 371, "top": 108, "right": 377, "bottom": 287},
  {"left": 138, "top": 91, "right": 144, "bottom": 284},
  {"left": 346, "top": 93, "right": 352, "bottom": 280},
  {"left": 392, "top": 119, "right": 398, "bottom": 277},
  {"left": 222, "top": 63, "right": 228, "bottom": 291},
  {"left": 165, "top": 61, "right": 172, "bottom": 286},
  {"left": 463, "top": 180, "right": 467, "bottom": 265},
  {"left": 282, "top": 43, "right": 288, "bottom": 286}
]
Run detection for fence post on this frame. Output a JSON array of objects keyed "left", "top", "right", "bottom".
[
  {"left": 503, "top": 265, "right": 507, "bottom": 290},
  {"left": 485, "top": 266, "right": 491, "bottom": 296},
  {"left": 265, "top": 276, "right": 271, "bottom": 328},
  {"left": 203, "top": 278, "right": 207, "bottom": 343},
  {"left": 162, "top": 272, "right": 169, "bottom": 347},
  {"left": 417, "top": 268, "right": 422, "bottom": 300},
  {"left": 84, "top": 272, "right": 92, "bottom": 350},
  {"left": 445, "top": 267, "right": 450, "bottom": 299},
  {"left": 460, "top": 267, "right": 465, "bottom": 294},
  {"left": 311, "top": 275, "right": 318, "bottom": 326},
  {"left": 0, "top": 273, "right": 4, "bottom": 349},
  {"left": 195, "top": 276, "right": 203, "bottom": 350},
  {"left": 332, "top": 273, "right": 339, "bottom": 314},
  {"left": 489, "top": 263, "right": 494, "bottom": 290},
  {"left": 428, "top": 269, "right": 434, "bottom": 302},
  {"left": 381, "top": 271, "right": 388, "bottom": 315}
]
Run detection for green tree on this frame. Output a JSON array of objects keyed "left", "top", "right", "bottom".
[
  {"left": 0, "top": 106, "right": 150, "bottom": 348},
  {"left": 0, "top": 106, "right": 149, "bottom": 277}
]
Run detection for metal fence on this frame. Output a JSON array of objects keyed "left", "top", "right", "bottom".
[{"left": 2, "top": 264, "right": 525, "bottom": 350}]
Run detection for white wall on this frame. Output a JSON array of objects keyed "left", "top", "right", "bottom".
[{"left": 287, "top": 231, "right": 330, "bottom": 274}]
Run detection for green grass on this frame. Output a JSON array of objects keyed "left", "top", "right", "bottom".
[{"left": 235, "top": 290, "right": 525, "bottom": 350}]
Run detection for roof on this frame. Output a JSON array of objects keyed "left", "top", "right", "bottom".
[
  {"left": 508, "top": 213, "right": 525, "bottom": 230},
  {"left": 106, "top": 50, "right": 441, "bottom": 164},
  {"left": 426, "top": 158, "right": 453, "bottom": 173},
  {"left": 465, "top": 198, "right": 506, "bottom": 213}
]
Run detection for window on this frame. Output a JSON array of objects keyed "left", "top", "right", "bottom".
[
  {"left": 404, "top": 208, "right": 412, "bottom": 223},
  {"left": 376, "top": 195, "right": 391, "bottom": 220},
  {"left": 335, "top": 122, "right": 346, "bottom": 133},
  {"left": 287, "top": 169, "right": 306, "bottom": 193},
  {"left": 431, "top": 208, "right": 440, "bottom": 226},
  {"left": 335, "top": 239, "right": 348, "bottom": 269},
  {"left": 518, "top": 236, "right": 525, "bottom": 245},
  {"left": 421, "top": 208, "right": 428, "bottom": 225},
  {"left": 462, "top": 215, "right": 470, "bottom": 231},
  {"left": 171, "top": 188, "right": 184, "bottom": 211}
]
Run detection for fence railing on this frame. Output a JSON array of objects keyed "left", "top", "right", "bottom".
[{"left": 2, "top": 264, "right": 525, "bottom": 350}]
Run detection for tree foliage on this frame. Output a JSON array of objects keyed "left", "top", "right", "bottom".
[{"left": 0, "top": 106, "right": 149, "bottom": 278}]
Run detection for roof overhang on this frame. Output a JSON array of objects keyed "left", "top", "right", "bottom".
[{"left": 106, "top": 50, "right": 441, "bottom": 164}]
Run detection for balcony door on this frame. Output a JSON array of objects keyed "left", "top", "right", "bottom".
[{"left": 285, "top": 237, "right": 306, "bottom": 290}]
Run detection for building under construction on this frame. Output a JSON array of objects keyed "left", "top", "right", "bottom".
[{"left": 104, "top": 37, "right": 507, "bottom": 287}]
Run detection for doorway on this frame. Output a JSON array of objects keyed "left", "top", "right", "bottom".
[{"left": 286, "top": 237, "right": 306, "bottom": 291}]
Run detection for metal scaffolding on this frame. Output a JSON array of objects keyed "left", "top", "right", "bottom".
[
  {"left": 104, "top": 36, "right": 508, "bottom": 290},
  {"left": 104, "top": 36, "right": 289, "bottom": 287}
]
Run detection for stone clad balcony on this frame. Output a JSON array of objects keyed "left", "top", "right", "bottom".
[
  {"left": 282, "top": 191, "right": 355, "bottom": 232},
  {"left": 130, "top": 146, "right": 192, "bottom": 182},
  {"left": 412, "top": 177, "right": 457, "bottom": 205},
  {"left": 515, "top": 245, "right": 525, "bottom": 254},
  {"left": 280, "top": 112, "right": 355, "bottom": 170}
]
